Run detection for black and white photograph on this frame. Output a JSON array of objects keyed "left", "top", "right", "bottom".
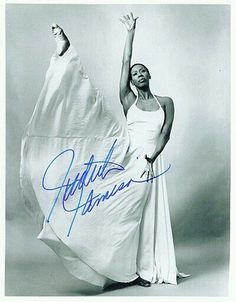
[{"left": 4, "top": 0, "right": 231, "bottom": 298}]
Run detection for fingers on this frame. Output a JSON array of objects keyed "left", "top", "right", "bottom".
[
  {"left": 140, "top": 170, "right": 146, "bottom": 178},
  {"left": 140, "top": 170, "right": 149, "bottom": 180},
  {"left": 119, "top": 16, "right": 127, "bottom": 24},
  {"left": 51, "top": 23, "right": 58, "bottom": 29},
  {"left": 130, "top": 12, "right": 138, "bottom": 21},
  {"left": 150, "top": 170, "right": 154, "bottom": 183},
  {"left": 51, "top": 24, "right": 62, "bottom": 36},
  {"left": 120, "top": 13, "right": 138, "bottom": 23},
  {"left": 140, "top": 159, "right": 155, "bottom": 182},
  {"left": 148, "top": 173, "right": 154, "bottom": 183},
  {"left": 140, "top": 170, "right": 150, "bottom": 182},
  {"left": 147, "top": 170, "right": 155, "bottom": 183},
  {"left": 149, "top": 165, "right": 154, "bottom": 183},
  {"left": 140, "top": 170, "right": 154, "bottom": 183}
]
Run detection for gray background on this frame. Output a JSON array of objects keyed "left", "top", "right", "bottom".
[{"left": 6, "top": 4, "right": 230, "bottom": 296}]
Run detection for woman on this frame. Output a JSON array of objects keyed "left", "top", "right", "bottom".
[
  {"left": 119, "top": 13, "right": 174, "bottom": 181},
  {"left": 20, "top": 13, "right": 188, "bottom": 290}
]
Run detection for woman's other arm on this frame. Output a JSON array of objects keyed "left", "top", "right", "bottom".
[
  {"left": 119, "top": 13, "right": 137, "bottom": 115},
  {"left": 147, "top": 97, "right": 175, "bottom": 163}
]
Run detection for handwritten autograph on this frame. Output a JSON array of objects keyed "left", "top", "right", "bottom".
[{"left": 42, "top": 139, "right": 171, "bottom": 237}]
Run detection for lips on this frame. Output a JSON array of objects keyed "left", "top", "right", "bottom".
[{"left": 138, "top": 78, "right": 145, "bottom": 83}]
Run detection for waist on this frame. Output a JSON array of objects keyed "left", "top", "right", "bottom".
[{"left": 128, "top": 132, "right": 157, "bottom": 150}]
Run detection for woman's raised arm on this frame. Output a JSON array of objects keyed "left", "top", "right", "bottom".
[{"left": 119, "top": 13, "right": 138, "bottom": 115}]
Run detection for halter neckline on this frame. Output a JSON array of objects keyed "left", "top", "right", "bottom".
[{"left": 134, "top": 95, "right": 163, "bottom": 113}]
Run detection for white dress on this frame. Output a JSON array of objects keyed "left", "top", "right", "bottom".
[{"left": 20, "top": 45, "right": 189, "bottom": 288}]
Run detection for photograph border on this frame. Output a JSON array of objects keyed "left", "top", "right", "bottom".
[{"left": 1, "top": 0, "right": 235, "bottom": 301}]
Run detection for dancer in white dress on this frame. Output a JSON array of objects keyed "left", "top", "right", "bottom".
[{"left": 20, "top": 13, "right": 189, "bottom": 290}]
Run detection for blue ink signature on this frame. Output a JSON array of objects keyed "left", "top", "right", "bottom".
[{"left": 42, "top": 139, "right": 171, "bottom": 237}]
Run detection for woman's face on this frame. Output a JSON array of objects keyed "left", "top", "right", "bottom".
[{"left": 130, "top": 64, "right": 151, "bottom": 88}]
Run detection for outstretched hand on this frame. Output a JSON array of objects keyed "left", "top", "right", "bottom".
[
  {"left": 120, "top": 12, "right": 139, "bottom": 31},
  {"left": 140, "top": 155, "right": 154, "bottom": 183}
]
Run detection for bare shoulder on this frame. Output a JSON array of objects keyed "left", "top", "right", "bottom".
[
  {"left": 155, "top": 95, "right": 174, "bottom": 109},
  {"left": 156, "top": 95, "right": 174, "bottom": 123}
]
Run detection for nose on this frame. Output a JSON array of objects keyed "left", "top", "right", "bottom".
[{"left": 138, "top": 72, "right": 143, "bottom": 78}]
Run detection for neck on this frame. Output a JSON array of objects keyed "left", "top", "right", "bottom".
[{"left": 137, "top": 87, "right": 153, "bottom": 100}]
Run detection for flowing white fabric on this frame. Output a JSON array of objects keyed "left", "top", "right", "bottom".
[{"left": 20, "top": 46, "right": 189, "bottom": 287}]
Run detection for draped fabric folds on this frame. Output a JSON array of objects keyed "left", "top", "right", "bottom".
[{"left": 20, "top": 46, "right": 189, "bottom": 287}]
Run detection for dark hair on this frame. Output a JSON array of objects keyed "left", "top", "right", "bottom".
[{"left": 129, "top": 63, "right": 150, "bottom": 81}]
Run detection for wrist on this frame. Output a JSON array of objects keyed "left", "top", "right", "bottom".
[
  {"left": 127, "top": 28, "right": 135, "bottom": 34},
  {"left": 145, "top": 155, "right": 155, "bottom": 164},
  {"left": 149, "top": 157, "right": 155, "bottom": 163}
]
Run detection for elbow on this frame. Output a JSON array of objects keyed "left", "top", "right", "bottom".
[
  {"left": 160, "top": 128, "right": 171, "bottom": 143},
  {"left": 162, "top": 133, "right": 170, "bottom": 144}
]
